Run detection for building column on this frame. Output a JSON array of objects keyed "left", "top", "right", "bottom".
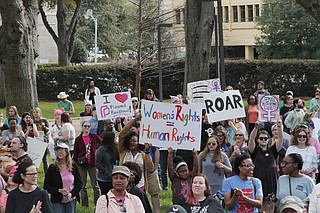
[{"left": 245, "top": 45, "right": 254, "bottom": 59}]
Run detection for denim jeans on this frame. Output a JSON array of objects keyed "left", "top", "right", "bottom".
[
  {"left": 52, "top": 199, "right": 76, "bottom": 213},
  {"left": 78, "top": 165, "right": 101, "bottom": 207}
]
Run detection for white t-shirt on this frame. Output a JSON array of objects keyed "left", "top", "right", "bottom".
[
  {"left": 286, "top": 145, "right": 318, "bottom": 179},
  {"left": 60, "top": 123, "right": 75, "bottom": 151}
]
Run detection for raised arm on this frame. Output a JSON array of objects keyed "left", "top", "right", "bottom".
[
  {"left": 167, "top": 147, "right": 175, "bottom": 181},
  {"left": 275, "top": 120, "right": 283, "bottom": 152},
  {"left": 248, "top": 124, "right": 259, "bottom": 153},
  {"left": 119, "top": 116, "right": 141, "bottom": 153},
  {"left": 191, "top": 148, "right": 199, "bottom": 176}
]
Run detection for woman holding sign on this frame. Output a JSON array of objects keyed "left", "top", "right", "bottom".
[
  {"left": 118, "top": 116, "right": 154, "bottom": 191},
  {"left": 248, "top": 120, "right": 283, "bottom": 213}
]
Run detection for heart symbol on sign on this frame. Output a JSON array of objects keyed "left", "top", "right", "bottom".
[{"left": 115, "top": 93, "right": 128, "bottom": 103}]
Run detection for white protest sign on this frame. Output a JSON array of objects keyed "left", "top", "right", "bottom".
[
  {"left": 258, "top": 95, "right": 280, "bottom": 122},
  {"left": 203, "top": 90, "right": 245, "bottom": 123},
  {"left": 187, "top": 78, "right": 221, "bottom": 104},
  {"left": 27, "top": 137, "right": 48, "bottom": 169},
  {"left": 139, "top": 100, "right": 202, "bottom": 150},
  {"left": 95, "top": 92, "right": 133, "bottom": 120}
]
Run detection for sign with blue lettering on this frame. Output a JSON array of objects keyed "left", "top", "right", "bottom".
[
  {"left": 203, "top": 90, "right": 245, "bottom": 123},
  {"left": 139, "top": 100, "right": 202, "bottom": 150}
]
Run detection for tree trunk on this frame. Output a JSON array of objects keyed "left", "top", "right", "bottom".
[
  {"left": 184, "top": 0, "right": 214, "bottom": 91},
  {"left": 135, "top": 0, "right": 143, "bottom": 100},
  {"left": 0, "top": 65, "right": 5, "bottom": 107},
  {"left": 0, "top": 0, "right": 39, "bottom": 113},
  {"left": 296, "top": 0, "right": 320, "bottom": 22}
]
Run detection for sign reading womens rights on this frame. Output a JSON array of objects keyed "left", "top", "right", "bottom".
[
  {"left": 258, "top": 95, "right": 279, "bottom": 122},
  {"left": 187, "top": 78, "right": 221, "bottom": 104},
  {"left": 139, "top": 100, "right": 202, "bottom": 150},
  {"left": 27, "top": 137, "right": 48, "bottom": 169},
  {"left": 95, "top": 92, "right": 133, "bottom": 120},
  {"left": 203, "top": 90, "right": 245, "bottom": 123}
]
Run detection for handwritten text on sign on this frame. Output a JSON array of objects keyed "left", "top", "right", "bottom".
[
  {"left": 139, "top": 100, "right": 202, "bottom": 150},
  {"left": 95, "top": 92, "right": 133, "bottom": 120},
  {"left": 203, "top": 90, "right": 245, "bottom": 123},
  {"left": 258, "top": 95, "right": 279, "bottom": 122},
  {"left": 187, "top": 78, "right": 221, "bottom": 104}
]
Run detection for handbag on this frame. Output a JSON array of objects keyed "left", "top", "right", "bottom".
[{"left": 78, "top": 156, "right": 88, "bottom": 165}]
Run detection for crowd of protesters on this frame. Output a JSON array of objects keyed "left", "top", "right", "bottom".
[{"left": 1, "top": 80, "right": 320, "bottom": 213}]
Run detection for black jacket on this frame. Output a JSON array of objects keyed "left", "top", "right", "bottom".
[{"left": 44, "top": 162, "right": 82, "bottom": 203}]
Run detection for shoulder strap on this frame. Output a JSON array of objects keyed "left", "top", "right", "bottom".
[
  {"left": 288, "top": 176, "right": 292, "bottom": 196},
  {"left": 251, "top": 178, "right": 256, "bottom": 197},
  {"left": 105, "top": 194, "right": 109, "bottom": 208}
]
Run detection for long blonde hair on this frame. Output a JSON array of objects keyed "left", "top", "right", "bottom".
[
  {"left": 55, "top": 149, "right": 73, "bottom": 171},
  {"left": 199, "top": 136, "right": 223, "bottom": 163}
]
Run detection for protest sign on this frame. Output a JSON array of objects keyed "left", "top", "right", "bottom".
[
  {"left": 139, "top": 100, "right": 202, "bottom": 150},
  {"left": 258, "top": 95, "right": 279, "bottom": 122},
  {"left": 95, "top": 92, "right": 133, "bottom": 120},
  {"left": 27, "top": 137, "right": 48, "bottom": 169},
  {"left": 187, "top": 78, "right": 221, "bottom": 104},
  {"left": 203, "top": 90, "right": 245, "bottom": 123}
]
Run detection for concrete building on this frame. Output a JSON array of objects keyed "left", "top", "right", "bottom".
[{"left": 171, "top": 0, "right": 262, "bottom": 59}]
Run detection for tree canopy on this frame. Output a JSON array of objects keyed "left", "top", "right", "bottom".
[{"left": 256, "top": 0, "right": 320, "bottom": 59}]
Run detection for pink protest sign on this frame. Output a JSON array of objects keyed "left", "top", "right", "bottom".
[{"left": 258, "top": 95, "right": 279, "bottom": 122}]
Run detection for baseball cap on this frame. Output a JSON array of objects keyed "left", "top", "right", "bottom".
[
  {"left": 54, "top": 142, "right": 69, "bottom": 151},
  {"left": 279, "top": 196, "right": 305, "bottom": 213},
  {"left": 166, "top": 205, "right": 187, "bottom": 213},
  {"left": 112, "top": 166, "right": 130, "bottom": 178}
]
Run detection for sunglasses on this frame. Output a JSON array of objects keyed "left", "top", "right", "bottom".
[
  {"left": 132, "top": 100, "right": 138, "bottom": 102},
  {"left": 235, "top": 134, "right": 243, "bottom": 136},
  {"left": 83, "top": 125, "right": 91, "bottom": 128},
  {"left": 207, "top": 142, "right": 217, "bottom": 146},
  {"left": 297, "top": 135, "right": 307, "bottom": 138},
  {"left": 117, "top": 199, "right": 127, "bottom": 212},
  {"left": 259, "top": 137, "right": 268, "bottom": 141}
]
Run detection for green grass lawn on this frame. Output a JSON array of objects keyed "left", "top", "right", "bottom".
[{"left": 0, "top": 101, "right": 85, "bottom": 120}]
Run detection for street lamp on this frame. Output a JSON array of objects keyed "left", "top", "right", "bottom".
[{"left": 85, "top": 9, "right": 98, "bottom": 64}]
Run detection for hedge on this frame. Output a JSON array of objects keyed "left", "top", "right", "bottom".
[{"left": 36, "top": 59, "right": 320, "bottom": 100}]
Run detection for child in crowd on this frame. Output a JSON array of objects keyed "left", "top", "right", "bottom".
[{"left": 167, "top": 147, "right": 198, "bottom": 204}]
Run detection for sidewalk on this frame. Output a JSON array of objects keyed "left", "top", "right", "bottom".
[{"left": 47, "top": 117, "right": 82, "bottom": 136}]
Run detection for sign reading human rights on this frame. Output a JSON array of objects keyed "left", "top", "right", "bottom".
[
  {"left": 187, "top": 78, "right": 221, "bottom": 104},
  {"left": 95, "top": 92, "right": 133, "bottom": 120},
  {"left": 203, "top": 90, "right": 245, "bottom": 123},
  {"left": 139, "top": 100, "right": 202, "bottom": 150},
  {"left": 258, "top": 95, "right": 279, "bottom": 122}
]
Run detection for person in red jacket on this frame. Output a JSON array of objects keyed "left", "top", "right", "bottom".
[{"left": 73, "top": 121, "right": 102, "bottom": 208}]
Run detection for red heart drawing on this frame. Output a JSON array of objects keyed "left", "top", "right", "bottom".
[{"left": 115, "top": 93, "right": 128, "bottom": 103}]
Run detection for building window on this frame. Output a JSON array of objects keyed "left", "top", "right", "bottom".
[
  {"left": 224, "top": 6, "right": 229, "bottom": 23},
  {"left": 240, "top": 5, "right": 245, "bottom": 22},
  {"left": 176, "top": 9, "right": 181, "bottom": 24},
  {"left": 255, "top": 4, "right": 260, "bottom": 17},
  {"left": 248, "top": 5, "right": 253, "bottom": 22},
  {"left": 232, "top": 6, "right": 238, "bottom": 22}
]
